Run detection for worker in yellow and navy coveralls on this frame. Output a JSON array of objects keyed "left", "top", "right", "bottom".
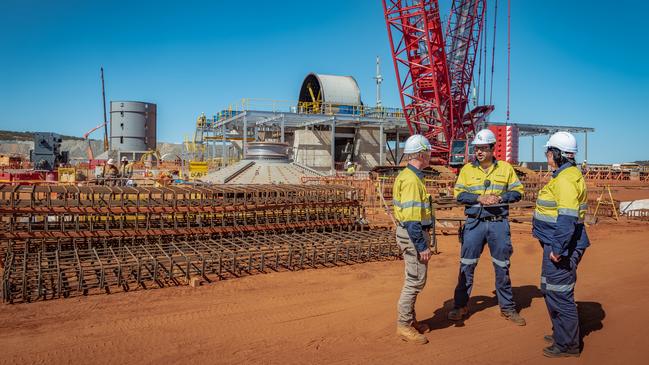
[
  {"left": 447, "top": 129, "right": 527, "bottom": 326},
  {"left": 393, "top": 134, "right": 436, "bottom": 344},
  {"left": 533, "top": 132, "right": 589, "bottom": 358}
]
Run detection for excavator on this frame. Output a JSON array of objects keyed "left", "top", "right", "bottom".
[{"left": 84, "top": 121, "right": 107, "bottom": 160}]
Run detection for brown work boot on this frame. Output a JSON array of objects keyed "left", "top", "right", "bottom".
[
  {"left": 412, "top": 320, "right": 430, "bottom": 334},
  {"left": 447, "top": 306, "right": 469, "bottom": 321},
  {"left": 543, "top": 335, "right": 554, "bottom": 344},
  {"left": 397, "top": 324, "right": 429, "bottom": 344},
  {"left": 501, "top": 310, "right": 526, "bottom": 326}
]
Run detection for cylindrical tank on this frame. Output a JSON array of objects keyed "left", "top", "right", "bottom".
[
  {"left": 245, "top": 142, "right": 289, "bottom": 161},
  {"left": 298, "top": 73, "right": 362, "bottom": 106},
  {"left": 110, "top": 101, "right": 157, "bottom": 152}
]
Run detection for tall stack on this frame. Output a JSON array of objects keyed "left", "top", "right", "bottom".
[{"left": 488, "top": 125, "right": 519, "bottom": 164}]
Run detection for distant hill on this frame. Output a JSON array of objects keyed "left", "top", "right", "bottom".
[
  {"left": 0, "top": 130, "right": 85, "bottom": 141},
  {"left": 0, "top": 129, "right": 183, "bottom": 161}
]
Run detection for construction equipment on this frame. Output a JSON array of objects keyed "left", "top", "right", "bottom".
[
  {"left": 30, "top": 132, "right": 68, "bottom": 170},
  {"left": 83, "top": 121, "right": 106, "bottom": 160},
  {"left": 592, "top": 185, "right": 619, "bottom": 222},
  {"left": 82, "top": 67, "right": 110, "bottom": 160},
  {"left": 100, "top": 67, "right": 109, "bottom": 152},
  {"left": 382, "top": 0, "right": 495, "bottom": 167}
]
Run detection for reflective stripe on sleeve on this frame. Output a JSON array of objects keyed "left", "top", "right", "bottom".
[{"left": 508, "top": 181, "right": 522, "bottom": 189}]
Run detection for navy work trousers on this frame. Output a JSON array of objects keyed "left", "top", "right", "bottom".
[
  {"left": 454, "top": 218, "right": 515, "bottom": 311},
  {"left": 541, "top": 243, "right": 585, "bottom": 351}
]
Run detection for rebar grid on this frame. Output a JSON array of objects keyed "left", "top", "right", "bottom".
[
  {"left": 0, "top": 184, "right": 364, "bottom": 250},
  {"left": 1, "top": 229, "right": 397, "bottom": 303}
]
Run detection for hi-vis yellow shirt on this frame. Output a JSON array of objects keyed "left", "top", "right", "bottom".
[
  {"left": 393, "top": 166, "right": 434, "bottom": 226},
  {"left": 453, "top": 160, "right": 524, "bottom": 217},
  {"left": 532, "top": 164, "right": 590, "bottom": 254}
]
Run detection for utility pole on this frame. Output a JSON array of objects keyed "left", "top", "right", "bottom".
[
  {"left": 101, "top": 67, "right": 109, "bottom": 152},
  {"left": 373, "top": 56, "right": 383, "bottom": 108}
]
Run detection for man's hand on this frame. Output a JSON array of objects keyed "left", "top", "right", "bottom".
[
  {"left": 478, "top": 194, "right": 501, "bottom": 206},
  {"left": 549, "top": 251, "right": 562, "bottom": 263},
  {"left": 419, "top": 248, "right": 432, "bottom": 263}
]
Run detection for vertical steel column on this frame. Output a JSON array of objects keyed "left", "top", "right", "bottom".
[
  {"left": 330, "top": 119, "right": 336, "bottom": 175},
  {"left": 222, "top": 120, "right": 227, "bottom": 166},
  {"left": 379, "top": 124, "right": 385, "bottom": 165},
  {"left": 585, "top": 131, "right": 588, "bottom": 161},
  {"left": 395, "top": 129, "right": 400, "bottom": 164},
  {"left": 531, "top": 135, "right": 535, "bottom": 162},
  {"left": 281, "top": 115, "right": 285, "bottom": 143},
  {"left": 243, "top": 113, "right": 248, "bottom": 159}
]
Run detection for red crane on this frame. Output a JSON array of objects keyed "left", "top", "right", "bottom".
[{"left": 383, "top": 0, "right": 493, "bottom": 166}]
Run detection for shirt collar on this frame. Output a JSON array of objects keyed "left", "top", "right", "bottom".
[
  {"left": 407, "top": 163, "right": 425, "bottom": 179},
  {"left": 552, "top": 162, "right": 574, "bottom": 178}
]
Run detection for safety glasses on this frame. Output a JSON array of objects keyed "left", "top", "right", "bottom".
[{"left": 474, "top": 145, "right": 492, "bottom": 152}]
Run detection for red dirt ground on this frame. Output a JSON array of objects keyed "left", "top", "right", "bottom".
[{"left": 1, "top": 218, "right": 647, "bottom": 364}]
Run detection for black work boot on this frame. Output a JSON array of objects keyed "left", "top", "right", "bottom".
[
  {"left": 543, "top": 345, "right": 580, "bottom": 358},
  {"left": 501, "top": 310, "right": 526, "bottom": 326}
]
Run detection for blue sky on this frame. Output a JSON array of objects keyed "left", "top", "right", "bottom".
[{"left": 1, "top": 0, "right": 647, "bottom": 163}]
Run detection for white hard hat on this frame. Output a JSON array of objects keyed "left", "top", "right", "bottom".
[
  {"left": 545, "top": 131, "right": 578, "bottom": 154},
  {"left": 121, "top": 156, "right": 128, "bottom": 162},
  {"left": 471, "top": 129, "right": 497, "bottom": 145},
  {"left": 403, "top": 134, "right": 432, "bottom": 154},
  {"left": 107, "top": 159, "right": 115, "bottom": 165}
]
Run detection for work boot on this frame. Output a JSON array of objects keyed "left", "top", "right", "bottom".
[
  {"left": 501, "top": 310, "right": 526, "bottom": 326},
  {"left": 396, "top": 324, "right": 429, "bottom": 344},
  {"left": 543, "top": 335, "right": 554, "bottom": 344},
  {"left": 543, "top": 345, "right": 580, "bottom": 358},
  {"left": 447, "top": 306, "right": 469, "bottom": 321},
  {"left": 412, "top": 320, "right": 430, "bottom": 334}
]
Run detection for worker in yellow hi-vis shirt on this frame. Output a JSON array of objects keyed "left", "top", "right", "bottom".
[
  {"left": 393, "top": 134, "right": 435, "bottom": 345},
  {"left": 534, "top": 132, "right": 589, "bottom": 358},
  {"left": 448, "top": 129, "right": 527, "bottom": 326}
]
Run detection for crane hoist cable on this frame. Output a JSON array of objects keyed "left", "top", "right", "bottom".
[
  {"left": 506, "top": 0, "right": 511, "bottom": 124},
  {"left": 482, "top": 4, "right": 488, "bottom": 106},
  {"left": 489, "top": 0, "right": 498, "bottom": 105}
]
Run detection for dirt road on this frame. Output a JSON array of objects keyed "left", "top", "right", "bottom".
[{"left": 1, "top": 220, "right": 647, "bottom": 364}]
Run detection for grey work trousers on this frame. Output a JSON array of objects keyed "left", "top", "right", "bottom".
[{"left": 396, "top": 225, "right": 431, "bottom": 325}]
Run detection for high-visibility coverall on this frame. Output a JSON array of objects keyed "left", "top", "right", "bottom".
[
  {"left": 533, "top": 163, "right": 590, "bottom": 352},
  {"left": 453, "top": 160, "right": 524, "bottom": 311},
  {"left": 393, "top": 164, "right": 435, "bottom": 325}
]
